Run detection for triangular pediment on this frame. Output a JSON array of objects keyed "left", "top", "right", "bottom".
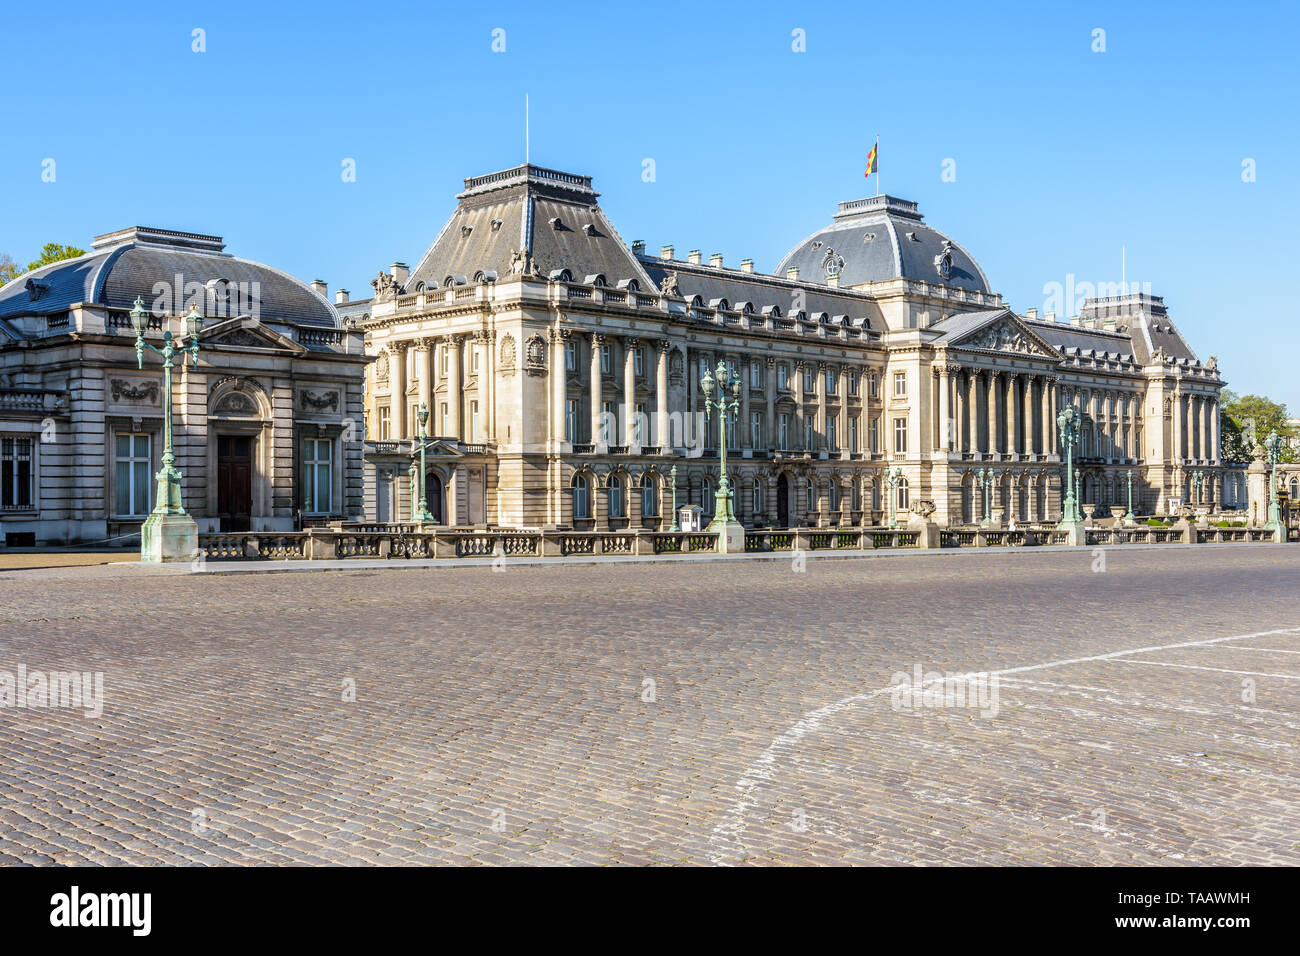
[
  {"left": 949, "top": 311, "right": 1060, "bottom": 359},
  {"left": 201, "top": 317, "right": 305, "bottom": 353}
]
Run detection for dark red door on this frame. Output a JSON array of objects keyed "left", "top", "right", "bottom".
[{"left": 217, "top": 435, "right": 252, "bottom": 531}]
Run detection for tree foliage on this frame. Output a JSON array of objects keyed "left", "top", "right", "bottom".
[
  {"left": 26, "top": 242, "right": 86, "bottom": 273},
  {"left": 1220, "top": 390, "right": 1297, "bottom": 463},
  {"left": 0, "top": 253, "right": 19, "bottom": 288}
]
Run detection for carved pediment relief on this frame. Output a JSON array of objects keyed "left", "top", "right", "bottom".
[
  {"left": 299, "top": 389, "right": 340, "bottom": 412},
  {"left": 956, "top": 316, "right": 1057, "bottom": 358},
  {"left": 201, "top": 318, "right": 302, "bottom": 353},
  {"left": 214, "top": 391, "right": 258, "bottom": 415},
  {"left": 109, "top": 378, "right": 160, "bottom": 405}
]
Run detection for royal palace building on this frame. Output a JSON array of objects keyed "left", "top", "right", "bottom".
[
  {"left": 0, "top": 227, "right": 367, "bottom": 547},
  {"left": 345, "top": 163, "right": 1234, "bottom": 531}
]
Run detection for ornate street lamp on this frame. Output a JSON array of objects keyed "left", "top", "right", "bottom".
[
  {"left": 408, "top": 462, "right": 418, "bottom": 523},
  {"left": 411, "top": 402, "right": 436, "bottom": 524},
  {"left": 883, "top": 465, "right": 904, "bottom": 530},
  {"left": 668, "top": 464, "right": 679, "bottom": 532},
  {"left": 1056, "top": 405, "right": 1082, "bottom": 525},
  {"left": 130, "top": 295, "right": 203, "bottom": 561},
  {"left": 1264, "top": 430, "right": 1283, "bottom": 531},
  {"left": 1125, "top": 468, "right": 1135, "bottom": 520},
  {"left": 979, "top": 468, "right": 995, "bottom": 526},
  {"left": 701, "top": 360, "right": 745, "bottom": 551}
]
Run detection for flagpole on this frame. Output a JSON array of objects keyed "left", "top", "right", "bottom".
[
  {"left": 525, "top": 94, "right": 530, "bottom": 164},
  {"left": 875, "top": 134, "right": 881, "bottom": 197}
]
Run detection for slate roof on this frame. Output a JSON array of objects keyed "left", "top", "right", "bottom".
[
  {"left": 637, "top": 257, "right": 885, "bottom": 331},
  {"left": 406, "top": 166, "right": 656, "bottom": 292},
  {"left": 774, "top": 195, "right": 990, "bottom": 293},
  {"left": 0, "top": 227, "right": 339, "bottom": 327}
]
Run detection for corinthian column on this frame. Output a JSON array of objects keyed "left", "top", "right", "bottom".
[
  {"left": 590, "top": 333, "right": 604, "bottom": 448},
  {"left": 1006, "top": 372, "right": 1018, "bottom": 456},
  {"left": 656, "top": 340, "right": 670, "bottom": 448},
  {"left": 986, "top": 370, "right": 1000, "bottom": 454},
  {"left": 390, "top": 342, "right": 407, "bottom": 438},
  {"left": 938, "top": 364, "right": 952, "bottom": 452},
  {"left": 624, "top": 337, "right": 639, "bottom": 448}
]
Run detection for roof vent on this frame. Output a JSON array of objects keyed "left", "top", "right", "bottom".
[{"left": 863, "top": 232, "right": 876, "bottom": 242}]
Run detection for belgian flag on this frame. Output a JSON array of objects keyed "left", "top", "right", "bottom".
[{"left": 864, "top": 141, "right": 878, "bottom": 178}]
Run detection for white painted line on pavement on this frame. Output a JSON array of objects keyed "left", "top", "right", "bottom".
[{"left": 1109, "top": 659, "right": 1300, "bottom": 680}]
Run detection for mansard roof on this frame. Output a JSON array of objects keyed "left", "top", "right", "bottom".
[
  {"left": 774, "top": 195, "right": 991, "bottom": 294},
  {"left": 405, "top": 165, "right": 657, "bottom": 293},
  {"left": 0, "top": 226, "right": 339, "bottom": 327},
  {"left": 637, "top": 256, "right": 885, "bottom": 332}
]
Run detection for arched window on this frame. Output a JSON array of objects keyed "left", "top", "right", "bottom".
[
  {"left": 571, "top": 474, "right": 589, "bottom": 519},
  {"left": 829, "top": 481, "right": 840, "bottom": 512},
  {"left": 608, "top": 474, "right": 625, "bottom": 519},
  {"left": 640, "top": 473, "right": 657, "bottom": 516},
  {"left": 751, "top": 479, "right": 762, "bottom": 515},
  {"left": 871, "top": 479, "right": 881, "bottom": 511},
  {"left": 804, "top": 477, "right": 815, "bottom": 510},
  {"left": 851, "top": 480, "right": 862, "bottom": 512},
  {"left": 896, "top": 477, "right": 910, "bottom": 511},
  {"left": 701, "top": 477, "right": 713, "bottom": 516},
  {"left": 1291, "top": 478, "right": 1298, "bottom": 499}
]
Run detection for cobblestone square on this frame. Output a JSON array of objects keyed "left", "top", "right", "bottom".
[{"left": 0, "top": 545, "right": 1296, "bottom": 865}]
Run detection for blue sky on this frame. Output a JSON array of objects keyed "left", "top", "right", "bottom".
[{"left": 3, "top": 0, "right": 1297, "bottom": 407}]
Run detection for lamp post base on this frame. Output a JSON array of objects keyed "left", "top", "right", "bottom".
[
  {"left": 706, "top": 516, "right": 746, "bottom": 553},
  {"left": 141, "top": 511, "right": 199, "bottom": 563},
  {"left": 1055, "top": 517, "right": 1085, "bottom": 546}
]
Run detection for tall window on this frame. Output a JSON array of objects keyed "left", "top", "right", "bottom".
[
  {"left": 893, "top": 372, "right": 907, "bottom": 397},
  {"left": 572, "top": 474, "right": 589, "bottom": 519},
  {"left": 750, "top": 411, "right": 762, "bottom": 448},
  {"left": 829, "top": 481, "right": 839, "bottom": 512},
  {"left": 565, "top": 340, "right": 577, "bottom": 372},
  {"left": 751, "top": 479, "right": 762, "bottom": 515},
  {"left": 850, "top": 420, "right": 859, "bottom": 454},
  {"left": 804, "top": 477, "right": 815, "bottom": 511},
  {"left": 852, "top": 481, "right": 862, "bottom": 511},
  {"left": 640, "top": 474, "right": 656, "bottom": 516},
  {"left": 469, "top": 401, "right": 480, "bottom": 442},
  {"left": 440, "top": 346, "right": 450, "bottom": 374},
  {"left": 778, "top": 414, "right": 790, "bottom": 448},
  {"left": 804, "top": 419, "right": 815, "bottom": 450},
  {"left": 565, "top": 399, "right": 580, "bottom": 442},
  {"left": 471, "top": 347, "right": 480, "bottom": 373},
  {"left": 750, "top": 361, "right": 762, "bottom": 389},
  {"left": 600, "top": 400, "right": 616, "bottom": 443},
  {"left": 114, "top": 433, "right": 152, "bottom": 516},
  {"left": 635, "top": 403, "right": 648, "bottom": 444},
  {"left": 1, "top": 437, "right": 33, "bottom": 510},
  {"left": 825, "top": 369, "right": 836, "bottom": 394},
  {"left": 378, "top": 406, "right": 391, "bottom": 440},
  {"left": 409, "top": 403, "right": 419, "bottom": 436},
  {"left": 870, "top": 373, "right": 879, "bottom": 398},
  {"left": 870, "top": 418, "right": 880, "bottom": 454},
  {"left": 701, "top": 477, "right": 713, "bottom": 516},
  {"left": 803, "top": 366, "right": 814, "bottom": 393},
  {"left": 439, "top": 401, "right": 450, "bottom": 436},
  {"left": 725, "top": 415, "right": 737, "bottom": 449},
  {"left": 608, "top": 475, "right": 624, "bottom": 518},
  {"left": 777, "top": 364, "right": 788, "bottom": 390},
  {"left": 849, "top": 370, "right": 859, "bottom": 396},
  {"left": 828, "top": 415, "right": 839, "bottom": 452},
  {"left": 894, "top": 417, "right": 909, "bottom": 455},
  {"left": 600, "top": 344, "right": 612, "bottom": 375},
  {"left": 302, "top": 438, "right": 333, "bottom": 514},
  {"left": 633, "top": 347, "right": 644, "bottom": 377},
  {"left": 896, "top": 476, "right": 910, "bottom": 511}
]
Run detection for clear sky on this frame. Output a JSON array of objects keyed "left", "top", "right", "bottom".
[{"left": 3, "top": 0, "right": 1297, "bottom": 407}]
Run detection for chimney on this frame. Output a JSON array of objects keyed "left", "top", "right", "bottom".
[
  {"left": 827, "top": 274, "right": 839, "bottom": 288},
  {"left": 310, "top": 279, "right": 328, "bottom": 298},
  {"left": 631, "top": 240, "right": 645, "bottom": 256},
  {"left": 1026, "top": 307, "right": 1038, "bottom": 318},
  {"left": 1069, "top": 314, "right": 1082, "bottom": 326},
  {"left": 786, "top": 267, "right": 800, "bottom": 280},
  {"left": 660, "top": 244, "right": 674, "bottom": 260},
  {"left": 739, "top": 258, "right": 754, "bottom": 273},
  {"left": 336, "top": 289, "right": 350, "bottom": 305},
  {"left": 687, "top": 249, "right": 702, "bottom": 264},
  {"left": 389, "top": 261, "right": 409, "bottom": 286},
  {"left": 1045, "top": 311, "right": 1056, "bottom": 322},
  {"left": 709, "top": 253, "right": 723, "bottom": 269}
]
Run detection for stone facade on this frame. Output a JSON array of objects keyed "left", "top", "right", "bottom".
[
  {"left": 346, "top": 164, "right": 1232, "bottom": 531},
  {"left": 0, "top": 228, "right": 367, "bottom": 547}
]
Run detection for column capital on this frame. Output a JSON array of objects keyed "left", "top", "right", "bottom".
[
  {"left": 656, "top": 338, "right": 673, "bottom": 354},
  {"left": 591, "top": 332, "right": 606, "bottom": 345},
  {"left": 548, "top": 326, "right": 571, "bottom": 344},
  {"left": 439, "top": 333, "right": 461, "bottom": 347}
]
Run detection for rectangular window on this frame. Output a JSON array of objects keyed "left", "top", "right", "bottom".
[
  {"left": 778, "top": 414, "right": 790, "bottom": 448},
  {"left": 750, "top": 411, "right": 762, "bottom": 449},
  {"left": 804, "top": 419, "right": 815, "bottom": 450},
  {"left": 750, "top": 361, "right": 762, "bottom": 389},
  {"left": 635, "top": 402, "right": 648, "bottom": 444},
  {"left": 850, "top": 420, "right": 859, "bottom": 454},
  {"left": 803, "top": 367, "right": 814, "bottom": 393},
  {"left": 828, "top": 415, "right": 839, "bottom": 452},
  {"left": 870, "top": 373, "right": 879, "bottom": 398},
  {"left": 894, "top": 417, "right": 909, "bottom": 454},
  {"left": 601, "top": 345, "right": 612, "bottom": 375},
  {"left": 1, "top": 436, "right": 34, "bottom": 510},
  {"left": 410, "top": 404, "right": 419, "bottom": 437},
  {"left": 777, "top": 364, "right": 788, "bottom": 390},
  {"left": 726, "top": 416, "right": 737, "bottom": 449},
  {"left": 469, "top": 401, "right": 480, "bottom": 442},
  {"left": 302, "top": 438, "right": 333, "bottom": 514},
  {"left": 113, "top": 433, "right": 152, "bottom": 516},
  {"left": 633, "top": 347, "right": 644, "bottom": 377},
  {"left": 893, "top": 371, "right": 907, "bottom": 397},
  {"left": 439, "top": 402, "right": 449, "bottom": 436},
  {"left": 849, "top": 371, "right": 858, "bottom": 396},
  {"left": 378, "top": 406, "right": 391, "bottom": 441},
  {"left": 870, "top": 418, "right": 880, "bottom": 454},
  {"left": 471, "top": 347, "right": 480, "bottom": 373},
  {"left": 565, "top": 340, "right": 577, "bottom": 372},
  {"left": 565, "top": 399, "right": 580, "bottom": 443},
  {"left": 608, "top": 479, "right": 624, "bottom": 519},
  {"left": 826, "top": 369, "right": 836, "bottom": 394},
  {"left": 699, "top": 357, "right": 710, "bottom": 381},
  {"left": 440, "top": 347, "right": 449, "bottom": 375},
  {"left": 601, "top": 400, "right": 616, "bottom": 444}
]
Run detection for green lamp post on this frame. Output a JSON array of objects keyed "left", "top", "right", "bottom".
[
  {"left": 1125, "top": 468, "right": 1135, "bottom": 520},
  {"left": 1264, "top": 430, "right": 1283, "bottom": 532},
  {"left": 408, "top": 463, "right": 418, "bottom": 523},
  {"left": 668, "top": 464, "right": 679, "bottom": 532},
  {"left": 130, "top": 295, "right": 203, "bottom": 562},
  {"left": 977, "top": 467, "right": 995, "bottom": 526},
  {"left": 1056, "top": 405, "right": 1082, "bottom": 526},
  {"left": 411, "top": 402, "right": 437, "bottom": 524},
  {"left": 701, "top": 360, "right": 745, "bottom": 551},
  {"left": 885, "top": 467, "right": 902, "bottom": 529}
]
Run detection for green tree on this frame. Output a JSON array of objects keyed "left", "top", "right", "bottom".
[
  {"left": 0, "top": 253, "right": 19, "bottom": 288},
  {"left": 1220, "top": 390, "right": 1297, "bottom": 463},
  {"left": 26, "top": 242, "right": 86, "bottom": 273}
]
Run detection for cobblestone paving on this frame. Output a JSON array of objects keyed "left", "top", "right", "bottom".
[{"left": 0, "top": 546, "right": 1296, "bottom": 865}]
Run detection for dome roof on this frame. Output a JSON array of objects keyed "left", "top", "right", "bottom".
[
  {"left": 774, "top": 195, "right": 990, "bottom": 294},
  {"left": 0, "top": 226, "right": 338, "bottom": 327}
]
